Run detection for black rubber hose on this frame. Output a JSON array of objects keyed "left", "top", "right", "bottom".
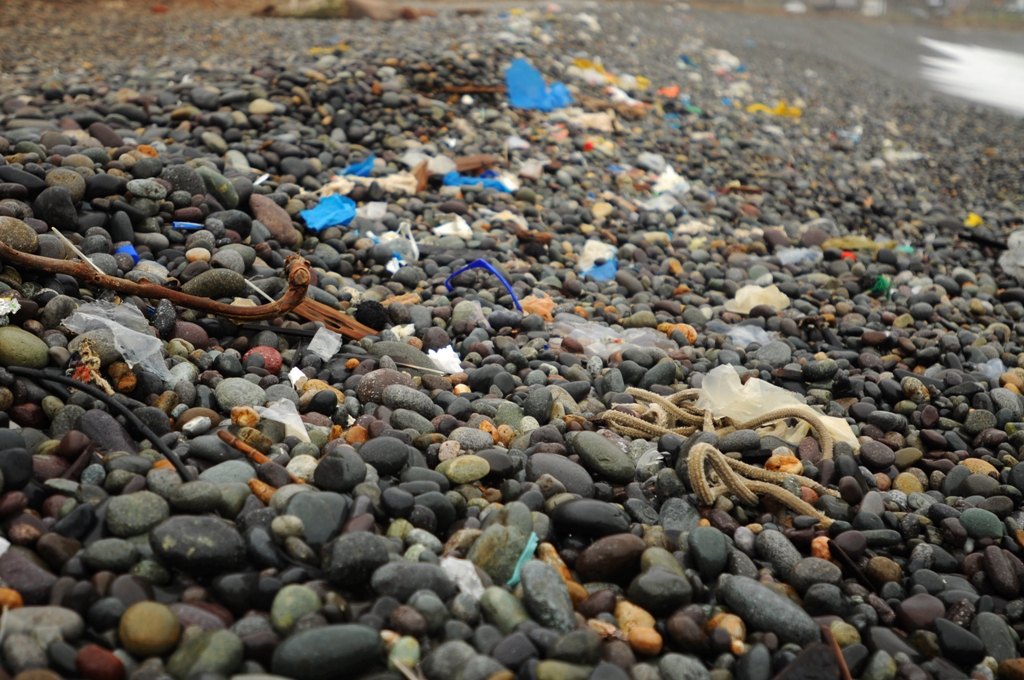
[{"left": 6, "top": 366, "right": 195, "bottom": 482}]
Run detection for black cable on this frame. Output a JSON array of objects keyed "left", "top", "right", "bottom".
[{"left": 6, "top": 367, "right": 195, "bottom": 482}]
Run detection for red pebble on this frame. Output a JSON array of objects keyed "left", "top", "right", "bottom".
[
  {"left": 243, "top": 346, "right": 282, "bottom": 373},
  {"left": 76, "top": 644, "right": 125, "bottom": 680}
]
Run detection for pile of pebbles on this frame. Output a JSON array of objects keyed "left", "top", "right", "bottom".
[{"left": 0, "top": 3, "right": 1023, "bottom": 680}]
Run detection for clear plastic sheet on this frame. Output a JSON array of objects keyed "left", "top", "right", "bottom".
[
  {"left": 256, "top": 400, "right": 311, "bottom": 443},
  {"left": 62, "top": 301, "right": 173, "bottom": 382}
]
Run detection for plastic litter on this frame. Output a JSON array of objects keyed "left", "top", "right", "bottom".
[
  {"left": 356, "top": 201, "right": 389, "bottom": 220},
  {"left": 697, "top": 365, "right": 859, "bottom": 451},
  {"left": 376, "top": 222, "right": 420, "bottom": 271},
  {"left": 578, "top": 239, "right": 618, "bottom": 280},
  {"left": 319, "top": 172, "right": 420, "bottom": 197},
  {"left": 724, "top": 284, "right": 791, "bottom": 314},
  {"left": 441, "top": 556, "right": 485, "bottom": 599},
  {"left": 308, "top": 326, "right": 344, "bottom": 362},
  {"left": 171, "top": 222, "right": 204, "bottom": 231},
  {"left": 505, "top": 58, "right": 572, "bottom": 111},
  {"left": 657, "top": 85, "right": 681, "bottom": 98},
  {"left": 707, "top": 319, "right": 772, "bottom": 346},
  {"left": 445, "top": 259, "right": 522, "bottom": 311},
  {"left": 506, "top": 532, "right": 540, "bottom": 587},
  {"left": 115, "top": 244, "right": 141, "bottom": 265},
  {"left": 63, "top": 301, "right": 173, "bottom": 382},
  {"left": 607, "top": 86, "right": 645, "bottom": 108},
  {"left": 300, "top": 195, "right": 357, "bottom": 231},
  {"left": 443, "top": 171, "right": 516, "bottom": 193},
  {"left": 635, "top": 194, "right": 680, "bottom": 213},
  {"left": 288, "top": 366, "right": 308, "bottom": 390},
  {"left": 0, "top": 298, "right": 21, "bottom": 327},
  {"left": 521, "top": 292, "right": 556, "bottom": 321},
  {"left": 434, "top": 215, "right": 473, "bottom": 240},
  {"left": 974, "top": 357, "right": 1007, "bottom": 382},
  {"left": 428, "top": 346, "right": 463, "bottom": 373},
  {"left": 550, "top": 319, "right": 677, "bottom": 360},
  {"left": 652, "top": 165, "right": 691, "bottom": 196},
  {"left": 341, "top": 153, "right": 376, "bottom": 177},
  {"left": 775, "top": 247, "right": 822, "bottom": 265},
  {"left": 746, "top": 101, "right": 803, "bottom": 117},
  {"left": 964, "top": 212, "right": 984, "bottom": 227},
  {"left": 256, "top": 400, "right": 311, "bottom": 443},
  {"left": 506, "top": 135, "right": 531, "bottom": 150}
]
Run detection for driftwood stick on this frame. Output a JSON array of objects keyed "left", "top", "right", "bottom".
[{"left": 0, "top": 242, "right": 312, "bottom": 322}]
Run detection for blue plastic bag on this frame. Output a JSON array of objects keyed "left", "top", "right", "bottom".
[
  {"left": 442, "top": 172, "right": 510, "bottom": 193},
  {"left": 505, "top": 59, "right": 572, "bottom": 111},
  {"left": 341, "top": 154, "right": 375, "bottom": 177},
  {"left": 300, "top": 195, "right": 357, "bottom": 232}
]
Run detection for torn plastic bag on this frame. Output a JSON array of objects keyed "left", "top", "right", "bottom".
[
  {"left": 707, "top": 319, "right": 772, "bottom": 346},
  {"left": 974, "top": 358, "right": 1006, "bottom": 382},
  {"left": 652, "top": 165, "right": 691, "bottom": 196},
  {"left": 697, "top": 364, "right": 859, "bottom": 451},
  {"left": 300, "top": 194, "right": 357, "bottom": 231},
  {"left": 505, "top": 58, "right": 573, "bottom": 111},
  {"left": 549, "top": 319, "right": 677, "bottom": 360},
  {"left": 308, "top": 326, "right": 343, "bottom": 362},
  {"left": 775, "top": 247, "right": 822, "bottom": 265},
  {"left": 635, "top": 194, "right": 680, "bottom": 213},
  {"left": 443, "top": 171, "right": 516, "bottom": 193},
  {"left": 63, "top": 302, "right": 173, "bottom": 382},
  {"left": 357, "top": 201, "right": 389, "bottom": 220},
  {"left": 723, "top": 284, "right": 791, "bottom": 314},
  {"left": 0, "top": 298, "right": 21, "bottom": 327},
  {"left": 434, "top": 215, "right": 473, "bottom": 240},
  {"left": 341, "top": 154, "right": 376, "bottom": 177},
  {"left": 506, "top": 135, "right": 531, "bottom": 150},
  {"left": 256, "top": 400, "right": 311, "bottom": 443}
]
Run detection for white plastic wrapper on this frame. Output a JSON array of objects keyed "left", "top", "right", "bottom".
[
  {"left": 62, "top": 301, "right": 173, "bottom": 381},
  {"left": 434, "top": 215, "right": 473, "bottom": 240},
  {"left": 652, "top": 165, "right": 691, "bottom": 196},
  {"left": 429, "top": 346, "right": 463, "bottom": 374},
  {"left": 289, "top": 366, "right": 308, "bottom": 389},
  {"left": 256, "top": 400, "right": 311, "bottom": 443},
  {"left": 308, "top": 326, "right": 343, "bottom": 362},
  {"left": 723, "top": 284, "right": 792, "bottom": 314},
  {"left": 0, "top": 298, "right": 21, "bottom": 326},
  {"left": 440, "top": 556, "right": 485, "bottom": 599}
]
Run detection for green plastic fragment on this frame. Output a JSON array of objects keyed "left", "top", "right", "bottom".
[{"left": 506, "top": 532, "right": 539, "bottom": 587}]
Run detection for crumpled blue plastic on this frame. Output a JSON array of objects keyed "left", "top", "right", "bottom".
[
  {"left": 299, "top": 194, "right": 357, "bottom": 232},
  {"left": 506, "top": 532, "right": 539, "bottom": 587},
  {"left": 442, "top": 172, "right": 509, "bottom": 193},
  {"left": 583, "top": 259, "right": 618, "bottom": 281},
  {"left": 505, "top": 58, "right": 572, "bottom": 111},
  {"left": 341, "top": 153, "right": 375, "bottom": 177}
]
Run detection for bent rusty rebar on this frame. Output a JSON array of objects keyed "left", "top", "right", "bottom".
[{"left": 0, "top": 242, "right": 312, "bottom": 322}]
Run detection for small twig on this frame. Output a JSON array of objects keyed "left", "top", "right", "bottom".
[
  {"left": 442, "top": 84, "right": 506, "bottom": 94},
  {"left": 0, "top": 242, "right": 313, "bottom": 323},
  {"left": 828, "top": 539, "right": 876, "bottom": 594},
  {"left": 61, "top": 441, "right": 98, "bottom": 481},
  {"left": 217, "top": 429, "right": 305, "bottom": 484},
  {"left": 820, "top": 624, "right": 853, "bottom": 680}
]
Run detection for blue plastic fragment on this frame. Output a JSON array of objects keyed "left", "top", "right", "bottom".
[
  {"left": 444, "top": 258, "right": 522, "bottom": 312},
  {"left": 299, "top": 194, "right": 357, "bottom": 232},
  {"left": 583, "top": 259, "right": 618, "bottom": 281},
  {"left": 506, "top": 532, "right": 539, "bottom": 587},
  {"left": 341, "top": 153, "right": 376, "bottom": 177},
  {"left": 171, "top": 222, "right": 204, "bottom": 231},
  {"left": 504, "top": 58, "right": 572, "bottom": 111},
  {"left": 479, "top": 169, "right": 499, "bottom": 179},
  {"left": 115, "top": 244, "right": 140, "bottom": 265},
  {"left": 442, "top": 172, "right": 510, "bottom": 193}
]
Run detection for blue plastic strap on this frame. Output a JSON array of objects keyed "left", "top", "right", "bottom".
[
  {"left": 444, "top": 259, "right": 522, "bottom": 312},
  {"left": 171, "top": 222, "right": 204, "bottom": 231}
]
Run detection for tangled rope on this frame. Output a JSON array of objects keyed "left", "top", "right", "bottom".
[{"left": 598, "top": 388, "right": 839, "bottom": 526}]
